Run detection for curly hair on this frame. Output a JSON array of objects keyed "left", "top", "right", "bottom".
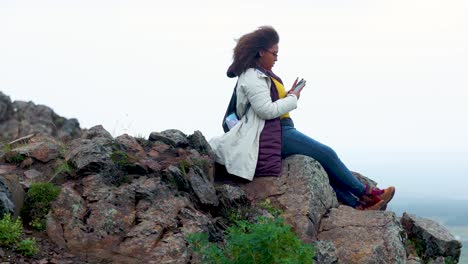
[{"left": 229, "top": 26, "right": 279, "bottom": 77}]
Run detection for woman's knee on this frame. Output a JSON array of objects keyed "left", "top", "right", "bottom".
[{"left": 320, "top": 144, "right": 339, "bottom": 161}]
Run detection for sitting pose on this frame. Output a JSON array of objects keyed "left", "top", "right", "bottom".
[{"left": 209, "top": 26, "right": 395, "bottom": 210}]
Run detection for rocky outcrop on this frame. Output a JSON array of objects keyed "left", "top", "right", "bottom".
[
  {"left": 0, "top": 92, "right": 464, "bottom": 263},
  {"left": 44, "top": 127, "right": 218, "bottom": 263},
  {"left": 402, "top": 213, "right": 462, "bottom": 263},
  {"left": 0, "top": 92, "right": 81, "bottom": 142},
  {"left": 47, "top": 176, "right": 216, "bottom": 263}
]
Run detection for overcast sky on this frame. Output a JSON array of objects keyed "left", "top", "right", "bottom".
[{"left": 1, "top": 0, "right": 467, "bottom": 200}]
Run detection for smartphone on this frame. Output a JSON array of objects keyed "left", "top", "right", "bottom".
[{"left": 294, "top": 78, "right": 306, "bottom": 92}]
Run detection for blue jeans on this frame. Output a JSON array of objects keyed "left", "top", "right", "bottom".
[{"left": 281, "top": 124, "right": 366, "bottom": 207}]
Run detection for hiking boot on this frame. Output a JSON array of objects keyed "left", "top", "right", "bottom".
[
  {"left": 356, "top": 199, "right": 386, "bottom": 210},
  {"left": 361, "top": 185, "right": 396, "bottom": 210},
  {"left": 375, "top": 186, "right": 396, "bottom": 206}
]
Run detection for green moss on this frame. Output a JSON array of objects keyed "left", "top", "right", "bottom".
[
  {"left": 55, "top": 117, "right": 66, "bottom": 127},
  {"left": 109, "top": 150, "right": 141, "bottom": 185},
  {"left": 21, "top": 182, "right": 61, "bottom": 230},
  {"left": 444, "top": 256, "right": 456, "bottom": 264},
  {"left": 111, "top": 150, "right": 131, "bottom": 167},
  {"left": 111, "top": 150, "right": 139, "bottom": 172}
]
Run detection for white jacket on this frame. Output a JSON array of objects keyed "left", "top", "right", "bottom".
[{"left": 209, "top": 68, "right": 298, "bottom": 180}]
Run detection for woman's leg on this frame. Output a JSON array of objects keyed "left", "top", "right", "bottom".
[
  {"left": 281, "top": 125, "right": 366, "bottom": 207},
  {"left": 330, "top": 182, "right": 360, "bottom": 208}
]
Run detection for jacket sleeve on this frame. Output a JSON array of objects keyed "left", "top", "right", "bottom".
[{"left": 240, "top": 71, "right": 298, "bottom": 120}]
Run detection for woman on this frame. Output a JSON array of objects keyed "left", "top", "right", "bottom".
[{"left": 209, "top": 26, "right": 395, "bottom": 210}]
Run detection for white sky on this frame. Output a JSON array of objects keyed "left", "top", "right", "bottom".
[{"left": 1, "top": 0, "right": 467, "bottom": 200}]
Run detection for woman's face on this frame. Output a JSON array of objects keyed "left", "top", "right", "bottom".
[{"left": 258, "top": 44, "right": 278, "bottom": 71}]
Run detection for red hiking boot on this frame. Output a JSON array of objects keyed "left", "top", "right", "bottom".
[
  {"left": 356, "top": 199, "right": 386, "bottom": 210},
  {"left": 358, "top": 185, "right": 396, "bottom": 211}
]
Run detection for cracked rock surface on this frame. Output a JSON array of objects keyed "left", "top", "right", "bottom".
[
  {"left": 239, "top": 155, "right": 339, "bottom": 242},
  {"left": 318, "top": 205, "right": 407, "bottom": 264}
]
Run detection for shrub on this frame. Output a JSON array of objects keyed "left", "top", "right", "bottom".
[
  {"left": 0, "top": 214, "right": 22, "bottom": 247},
  {"left": 179, "top": 159, "right": 191, "bottom": 176},
  {"left": 21, "top": 182, "right": 61, "bottom": 230},
  {"left": 111, "top": 150, "right": 138, "bottom": 169},
  {"left": 405, "top": 236, "right": 426, "bottom": 260},
  {"left": 16, "top": 238, "right": 39, "bottom": 257},
  {"left": 48, "top": 160, "right": 74, "bottom": 183},
  {"left": 6, "top": 153, "right": 26, "bottom": 164},
  {"left": 225, "top": 206, "right": 254, "bottom": 224},
  {"left": 192, "top": 158, "right": 210, "bottom": 172},
  {"left": 258, "top": 198, "right": 282, "bottom": 218},
  {"left": 54, "top": 160, "right": 73, "bottom": 174},
  {"left": 0, "top": 214, "right": 39, "bottom": 257},
  {"left": 2, "top": 143, "right": 27, "bottom": 164},
  {"left": 188, "top": 217, "right": 315, "bottom": 264}
]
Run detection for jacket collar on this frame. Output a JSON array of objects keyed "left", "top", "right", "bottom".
[{"left": 226, "top": 64, "right": 283, "bottom": 83}]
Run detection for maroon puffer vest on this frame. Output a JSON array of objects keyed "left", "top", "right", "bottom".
[
  {"left": 254, "top": 70, "right": 282, "bottom": 177},
  {"left": 226, "top": 65, "right": 283, "bottom": 177}
]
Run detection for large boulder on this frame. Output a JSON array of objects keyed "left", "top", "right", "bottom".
[
  {"left": 9, "top": 135, "right": 61, "bottom": 163},
  {"left": 81, "top": 125, "right": 112, "bottom": 140},
  {"left": 239, "top": 155, "right": 339, "bottom": 242},
  {"left": 149, "top": 129, "right": 189, "bottom": 147},
  {"left": 164, "top": 165, "right": 219, "bottom": 208},
  {"left": 215, "top": 183, "right": 247, "bottom": 209},
  {"left": 0, "top": 173, "right": 24, "bottom": 218},
  {"left": 401, "top": 212, "right": 462, "bottom": 263},
  {"left": 318, "top": 205, "right": 407, "bottom": 264},
  {"left": 65, "top": 126, "right": 114, "bottom": 176},
  {"left": 187, "top": 130, "right": 215, "bottom": 159},
  {"left": 115, "top": 134, "right": 146, "bottom": 159},
  {"left": 47, "top": 175, "right": 216, "bottom": 263}
]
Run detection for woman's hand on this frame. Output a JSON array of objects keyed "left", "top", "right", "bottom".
[{"left": 288, "top": 77, "right": 305, "bottom": 99}]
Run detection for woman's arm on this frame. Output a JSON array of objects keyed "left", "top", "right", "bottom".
[{"left": 240, "top": 70, "right": 298, "bottom": 120}]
